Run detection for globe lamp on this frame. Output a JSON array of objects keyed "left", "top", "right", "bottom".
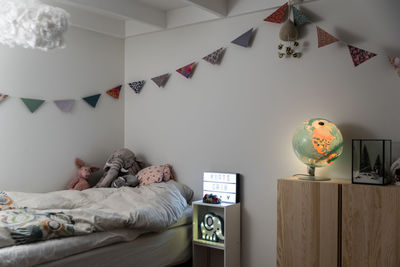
[{"left": 292, "top": 118, "right": 343, "bottom": 181}]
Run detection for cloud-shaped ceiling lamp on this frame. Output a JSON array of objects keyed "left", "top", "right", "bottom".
[{"left": 0, "top": 0, "right": 70, "bottom": 51}]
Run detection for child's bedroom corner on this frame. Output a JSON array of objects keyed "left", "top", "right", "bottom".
[{"left": 1, "top": 0, "right": 400, "bottom": 266}]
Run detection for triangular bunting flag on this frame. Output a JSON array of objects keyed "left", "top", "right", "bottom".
[
  {"left": 151, "top": 74, "right": 170, "bottom": 88},
  {"left": 83, "top": 94, "right": 101, "bottom": 108},
  {"left": 128, "top": 80, "right": 145, "bottom": 94},
  {"left": 231, "top": 28, "right": 253, "bottom": 48},
  {"left": 348, "top": 45, "right": 377, "bottom": 67},
  {"left": 106, "top": 85, "right": 122, "bottom": 99},
  {"left": 176, "top": 62, "right": 196, "bottom": 79},
  {"left": 21, "top": 98, "right": 45, "bottom": 113},
  {"left": 293, "top": 6, "right": 311, "bottom": 26},
  {"left": 203, "top": 47, "right": 226, "bottom": 65},
  {"left": 54, "top": 99, "right": 75, "bottom": 113},
  {"left": 389, "top": 57, "right": 400, "bottom": 77},
  {"left": 316, "top": 26, "right": 339, "bottom": 48},
  {"left": 264, "top": 3, "right": 288, "bottom": 24},
  {"left": 0, "top": 93, "right": 8, "bottom": 103}
]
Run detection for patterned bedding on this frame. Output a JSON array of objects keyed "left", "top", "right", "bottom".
[{"left": 0, "top": 181, "right": 193, "bottom": 249}]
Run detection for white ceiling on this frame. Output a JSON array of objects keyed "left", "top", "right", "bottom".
[
  {"left": 49, "top": 0, "right": 310, "bottom": 38},
  {"left": 134, "top": 0, "right": 190, "bottom": 11}
]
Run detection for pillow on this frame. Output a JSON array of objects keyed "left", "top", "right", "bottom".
[{"left": 137, "top": 164, "right": 174, "bottom": 186}]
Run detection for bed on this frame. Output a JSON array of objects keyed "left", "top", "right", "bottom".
[{"left": 0, "top": 181, "right": 193, "bottom": 267}]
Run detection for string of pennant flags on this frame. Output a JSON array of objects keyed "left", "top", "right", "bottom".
[
  {"left": 265, "top": 1, "right": 398, "bottom": 69},
  {"left": 0, "top": 1, "right": 399, "bottom": 114},
  {"left": 0, "top": 86, "right": 122, "bottom": 113}
]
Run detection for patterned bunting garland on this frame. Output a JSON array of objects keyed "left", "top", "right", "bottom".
[
  {"left": 1, "top": 12, "right": 399, "bottom": 115},
  {"left": 316, "top": 26, "right": 339, "bottom": 48},
  {"left": 389, "top": 57, "right": 400, "bottom": 77},
  {"left": 83, "top": 94, "right": 101, "bottom": 108},
  {"left": 54, "top": 100, "right": 75, "bottom": 113},
  {"left": 231, "top": 28, "right": 253, "bottom": 48},
  {"left": 264, "top": 3, "right": 288, "bottom": 24},
  {"left": 0, "top": 93, "right": 8, "bottom": 103},
  {"left": 151, "top": 74, "right": 170, "bottom": 88},
  {"left": 292, "top": 6, "right": 311, "bottom": 26},
  {"left": 203, "top": 48, "right": 226, "bottom": 65},
  {"left": 348, "top": 45, "right": 377, "bottom": 67},
  {"left": 21, "top": 98, "right": 45, "bottom": 113},
  {"left": 106, "top": 85, "right": 122, "bottom": 99},
  {"left": 129, "top": 80, "right": 145, "bottom": 94},
  {"left": 176, "top": 62, "right": 196, "bottom": 79}
]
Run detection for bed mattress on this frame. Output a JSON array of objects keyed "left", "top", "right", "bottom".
[
  {"left": 0, "top": 207, "right": 192, "bottom": 267},
  {"left": 40, "top": 224, "right": 192, "bottom": 267}
]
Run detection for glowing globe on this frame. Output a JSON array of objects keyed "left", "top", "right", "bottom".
[{"left": 292, "top": 118, "right": 343, "bottom": 178}]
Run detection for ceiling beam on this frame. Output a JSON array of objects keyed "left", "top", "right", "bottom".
[
  {"left": 58, "top": 0, "right": 166, "bottom": 29},
  {"left": 183, "top": 0, "right": 228, "bottom": 17}
]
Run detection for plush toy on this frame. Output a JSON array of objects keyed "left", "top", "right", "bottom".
[
  {"left": 67, "top": 158, "right": 100, "bottom": 191},
  {"left": 111, "top": 175, "right": 139, "bottom": 188},
  {"left": 278, "top": 19, "right": 301, "bottom": 59},
  {"left": 94, "top": 148, "right": 142, "bottom": 188},
  {"left": 279, "top": 19, "right": 298, "bottom": 42}
]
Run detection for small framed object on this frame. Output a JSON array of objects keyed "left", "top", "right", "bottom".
[
  {"left": 352, "top": 139, "right": 392, "bottom": 185},
  {"left": 203, "top": 172, "right": 240, "bottom": 204}
]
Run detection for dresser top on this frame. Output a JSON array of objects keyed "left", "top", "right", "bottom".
[{"left": 279, "top": 176, "right": 351, "bottom": 184}]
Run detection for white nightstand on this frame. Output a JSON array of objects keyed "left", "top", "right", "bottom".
[{"left": 192, "top": 200, "right": 241, "bottom": 267}]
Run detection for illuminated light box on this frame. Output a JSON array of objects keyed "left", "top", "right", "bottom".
[{"left": 203, "top": 172, "right": 240, "bottom": 204}]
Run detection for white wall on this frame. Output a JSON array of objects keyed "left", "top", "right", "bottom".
[
  {"left": 0, "top": 27, "right": 124, "bottom": 193},
  {"left": 125, "top": 0, "right": 400, "bottom": 266}
]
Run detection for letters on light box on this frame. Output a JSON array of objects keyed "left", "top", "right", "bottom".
[{"left": 203, "top": 172, "right": 240, "bottom": 204}]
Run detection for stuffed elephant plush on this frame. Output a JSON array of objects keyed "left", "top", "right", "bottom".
[{"left": 94, "top": 148, "right": 142, "bottom": 188}]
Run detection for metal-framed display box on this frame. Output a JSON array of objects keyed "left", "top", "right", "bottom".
[{"left": 352, "top": 139, "right": 392, "bottom": 185}]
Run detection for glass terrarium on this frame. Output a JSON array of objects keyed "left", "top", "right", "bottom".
[{"left": 352, "top": 139, "right": 392, "bottom": 185}]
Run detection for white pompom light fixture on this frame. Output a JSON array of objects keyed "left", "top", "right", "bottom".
[{"left": 0, "top": 0, "right": 70, "bottom": 51}]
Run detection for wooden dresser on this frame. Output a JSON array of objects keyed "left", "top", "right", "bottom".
[{"left": 277, "top": 177, "right": 400, "bottom": 267}]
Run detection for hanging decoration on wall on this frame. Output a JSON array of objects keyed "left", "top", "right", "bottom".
[
  {"left": 292, "top": 6, "right": 311, "bottom": 26},
  {"left": 2, "top": 0, "right": 398, "bottom": 115},
  {"left": 231, "top": 28, "right": 254, "bottom": 48},
  {"left": 265, "top": 2, "right": 381, "bottom": 68},
  {"left": 82, "top": 94, "right": 101, "bottom": 108},
  {"left": 151, "top": 74, "right": 170, "bottom": 88},
  {"left": 279, "top": 19, "right": 298, "bottom": 42},
  {"left": 316, "top": 26, "right": 339, "bottom": 48},
  {"left": 21, "top": 98, "right": 45, "bottom": 113},
  {"left": 348, "top": 45, "right": 377, "bottom": 67},
  {"left": 278, "top": 40, "right": 300, "bottom": 58},
  {"left": 54, "top": 99, "right": 75, "bottom": 113},
  {"left": 106, "top": 85, "right": 122, "bottom": 99},
  {"left": 389, "top": 57, "right": 400, "bottom": 77},
  {"left": 0, "top": 94, "right": 8, "bottom": 103},
  {"left": 203, "top": 48, "right": 226, "bottom": 65},
  {"left": 2, "top": 85, "right": 120, "bottom": 113},
  {"left": 176, "top": 62, "right": 197, "bottom": 79},
  {"left": 278, "top": 18, "right": 300, "bottom": 59},
  {"left": 264, "top": 3, "right": 288, "bottom": 24},
  {"left": 129, "top": 81, "right": 145, "bottom": 94}
]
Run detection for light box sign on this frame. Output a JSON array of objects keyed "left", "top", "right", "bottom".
[{"left": 203, "top": 172, "right": 240, "bottom": 204}]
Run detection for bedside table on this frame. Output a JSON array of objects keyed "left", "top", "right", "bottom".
[{"left": 192, "top": 200, "right": 241, "bottom": 267}]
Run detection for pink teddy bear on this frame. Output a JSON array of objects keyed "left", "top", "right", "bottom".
[{"left": 67, "top": 158, "right": 100, "bottom": 191}]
